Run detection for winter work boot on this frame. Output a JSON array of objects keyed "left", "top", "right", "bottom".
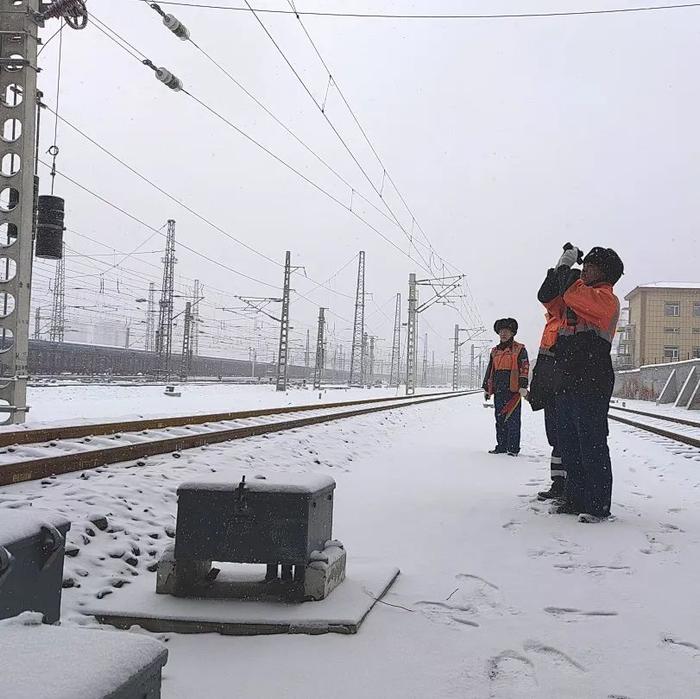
[
  {"left": 488, "top": 447, "right": 506, "bottom": 454},
  {"left": 578, "top": 513, "right": 610, "bottom": 524},
  {"left": 550, "top": 500, "right": 580, "bottom": 515},
  {"left": 507, "top": 452, "right": 519, "bottom": 457},
  {"left": 537, "top": 478, "right": 566, "bottom": 501}
]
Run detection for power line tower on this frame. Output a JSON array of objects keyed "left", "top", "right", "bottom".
[
  {"left": 470, "top": 344, "right": 475, "bottom": 389},
  {"left": 0, "top": 0, "right": 39, "bottom": 421},
  {"left": 156, "top": 219, "right": 176, "bottom": 375},
  {"left": 180, "top": 301, "right": 192, "bottom": 380},
  {"left": 421, "top": 333, "right": 428, "bottom": 387},
  {"left": 406, "top": 273, "right": 463, "bottom": 395},
  {"left": 389, "top": 293, "right": 401, "bottom": 387},
  {"left": 33, "top": 307, "right": 41, "bottom": 340},
  {"left": 368, "top": 336, "right": 375, "bottom": 385},
  {"left": 145, "top": 282, "right": 156, "bottom": 351},
  {"left": 349, "top": 251, "right": 365, "bottom": 386},
  {"left": 191, "top": 279, "right": 201, "bottom": 357},
  {"left": 361, "top": 331, "right": 369, "bottom": 386},
  {"left": 276, "top": 251, "right": 292, "bottom": 391},
  {"left": 452, "top": 324, "right": 461, "bottom": 391},
  {"left": 312, "top": 307, "right": 325, "bottom": 390},
  {"left": 49, "top": 245, "right": 65, "bottom": 342},
  {"left": 304, "top": 328, "right": 310, "bottom": 377}
]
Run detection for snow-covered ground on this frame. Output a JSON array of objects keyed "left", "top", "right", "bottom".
[
  {"left": 1, "top": 393, "right": 699, "bottom": 697},
  {"left": 5, "top": 383, "right": 410, "bottom": 429},
  {"left": 611, "top": 397, "right": 700, "bottom": 424}
]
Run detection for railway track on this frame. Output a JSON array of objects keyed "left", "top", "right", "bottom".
[
  {"left": 609, "top": 404, "right": 700, "bottom": 449},
  {"left": 0, "top": 390, "right": 477, "bottom": 487}
]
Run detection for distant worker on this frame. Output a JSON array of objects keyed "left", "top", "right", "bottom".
[
  {"left": 538, "top": 245, "right": 623, "bottom": 523},
  {"left": 528, "top": 301, "right": 567, "bottom": 500},
  {"left": 483, "top": 318, "right": 530, "bottom": 456}
]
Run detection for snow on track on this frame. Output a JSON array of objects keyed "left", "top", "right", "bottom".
[{"left": 1, "top": 394, "right": 699, "bottom": 697}]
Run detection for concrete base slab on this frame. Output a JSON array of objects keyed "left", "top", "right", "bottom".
[{"left": 84, "top": 559, "right": 399, "bottom": 636}]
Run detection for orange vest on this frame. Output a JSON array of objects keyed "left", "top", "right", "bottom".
[{"left": 486, "top": 341, "right": 527, "bottom": 394}]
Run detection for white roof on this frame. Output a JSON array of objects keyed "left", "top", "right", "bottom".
[{"left": 637, "top": 282, "right": 700, "bottom": 289}]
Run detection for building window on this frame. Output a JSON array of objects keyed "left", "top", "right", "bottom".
[
  {"left": 664, "top": 346, "right": 680, "bottom": 361},
  {"left": 694, "top": 347, "right": 700, "bottom": 359},
  {"left": 665, "top": 303, "right": 680, "bottom": 317},
  {"left": 694, "top": 303, "right": 700, "bottom": 317},
  {"left": 664, "top": 327, "right": 680, "bottom": 334}
]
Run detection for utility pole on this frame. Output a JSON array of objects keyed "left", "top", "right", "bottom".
[
  {"left": 389, "top": 292, "right": 401, "bottom": 387},
  {"left": 276, "top": 251, "right": 292, "bottom": 391},
  {"left": 368, "top": 336, "right": 375, "bottom": 386},
  {"left": 192, "top": 279, "right": 200, "bottom": 357},
  {"left": 470, "top": 344, "right": 475, "bottom": 389},
  {"left": 421, "top": 333, "right": 428, "bottom": 387},
  {"left": 313, "top": 307, "right": 325, "bottom": 391},
  {"left": 406, "top": 274, "right": 418, "bottom": 395},
  {"left": 145, "top": 282, "right": 156, "bottom": 351},
  {"left": 304, "top": 328, "right": 310, "bottom": 378},
  {"left": 361, "top": 331, "right": 369, "bottom": 386},
  {"left": 34, "top": 307, "right": 41, "bottom": 340},
  {"left": 0, "top": 1, "right": 38, "bottom": 420},
  {"left": 452, "top": 324, "right": 461, "bottom": 391},
  {"left": 406, "top": 273, "right": 463, "bottom": 395},
  {"left": 179, "top": 301, "right": 192, "bottom": 380},
  {"left": 349, "top": 251, "right": 365, "bottom": 386},
  {"left": 156, "top": 220, "right": 176, "bottom": 376},
  {"left": 431, "top": 350, "right": 435, "bottom": 387},
  {"left": 49, "top": 244, "right": 65, "bottom": 342}
]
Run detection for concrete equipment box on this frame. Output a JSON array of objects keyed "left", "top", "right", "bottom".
[{"left": 0, "top": 509, "right": 71, "bottom": 624}]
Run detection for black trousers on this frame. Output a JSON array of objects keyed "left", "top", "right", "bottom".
[
  {"left": 543, "top": 401, "right": 565, "bottom": 482},
  {"left": 555, "top": 392, "right": 612, "bottom": 517},
  {"left": 494, "top": 391, "right": 522, "bottom": 453}
]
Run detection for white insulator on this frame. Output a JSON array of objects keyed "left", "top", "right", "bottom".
[
  {"left": 155, "top": 67, "right": 183, "bottom": 92},
  {"left": 163, "top": 14, "right": 190, "bottom": 41}
]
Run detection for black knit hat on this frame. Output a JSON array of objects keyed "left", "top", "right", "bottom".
[
  {"left": 494, "top": 318, "right": 518, "bottom": 335},
  {"left": 583, "top": 247, "right": 624, "bottom": 285}
]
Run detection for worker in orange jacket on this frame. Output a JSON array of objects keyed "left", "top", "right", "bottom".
[
  {"left": 483, "top": 318, "right": 530, "bottom": 456},
  {"left": 538, "top": 246, "right": 623, "bottom": 523},
  {"left": 528, "top": 299, "right": 567, "bottom": 499}
]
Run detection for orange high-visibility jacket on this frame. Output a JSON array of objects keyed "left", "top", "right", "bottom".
[{"left": 484, "top": 340, "right": 530, "bottom": 394}]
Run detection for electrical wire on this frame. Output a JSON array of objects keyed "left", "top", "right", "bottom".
[
  {"left": 124, "top": 1, "right": 700, "bottom": 20},
  {"left": 38, "top": 158, "right": 281, "bottom": 290}
]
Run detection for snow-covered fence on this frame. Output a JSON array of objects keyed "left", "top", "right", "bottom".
[{"left": 615, "top": 358, "right": 700, "bottom": 405}]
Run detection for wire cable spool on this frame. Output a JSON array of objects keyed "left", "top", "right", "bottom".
[{"left": 35, "top": 195, "right": 65, "bottom": 260}]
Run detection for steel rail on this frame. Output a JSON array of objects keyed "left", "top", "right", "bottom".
[
  {"left": 608, "top": 412, "right": 700, "bottom": 449},
  {"left": 0, "top": 389, "right": 471, "bottom": 449},
  {"left": 609, "top": 404, "right": 700, "bottom": 429},
  {"left": 0, "top": 391, "right": 477, "bottom": 486}
]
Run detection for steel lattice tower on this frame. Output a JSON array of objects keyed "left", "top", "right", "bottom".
[
  {"left": 156, "top": 220, "right": 176, "bottom": 374},
  {"left": 49, "top": 245, "right": 65, "bottom": 343},
  {"left": 275, "top": 251, "right": 292, "bottom": 391},
  {"left": 304, "top": 328, "right": 310, "bottom": 377},
  {"left": 368, "top": 336, "right": 375, "bottom": 385},
  {"left": 421, "top": 333, "right": 428, "bottom": 387},
  {"left": 192, "top": 279, "right": 201, "bottom": 357},
  {"left": 180, "top": 301, "right": 192, "bottom": 380},
  {"left": 313, "top": 307, "right": 325, "bottom": 390},
  {"left": 405, "top": 274, "right": 418, "bottom": 395},
  {"left": 33, "top": 307, "right": 40, "bottom": 340},
  {"left": 349, "top": 251, "right": 365, "bottom": 386},
  {"left": 389, "top": 293, "right": 401, "bottom": 387},
  {"left": 452, "top": 324, "right": 461, "bottom": 391},
  {"left": 145, "top": 282, "right": 156, "bottom": 351}
]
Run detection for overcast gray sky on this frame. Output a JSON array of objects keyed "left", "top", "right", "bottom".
[{"left": 32, "top": 0, "right": 700, "bottom": 368}]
